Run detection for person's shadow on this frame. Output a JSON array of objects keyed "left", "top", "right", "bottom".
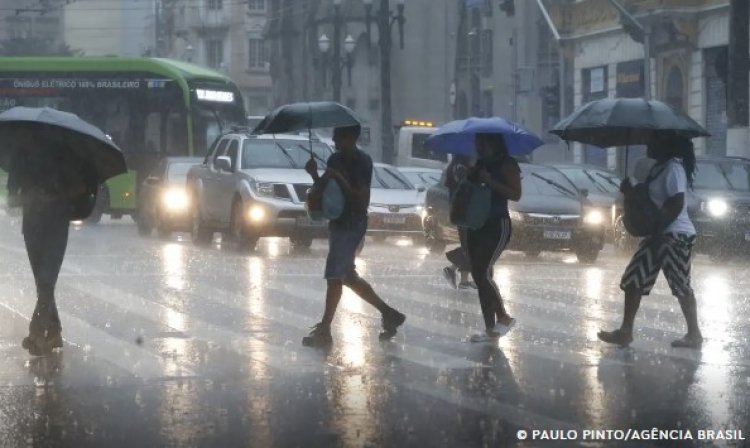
[{"left": 27, "top": 351, "right": 64, "bottom": 387}]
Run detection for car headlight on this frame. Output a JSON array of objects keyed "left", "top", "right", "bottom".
[
  {"left": 583, "top": 209, "right": 605, "bottom": 225},
  {"left": 162, "top": 188, "right": 189, "bottom": 211},
  {"left": 247, "top": 205, "right": 266, "bottom": 222},
  {"left": 703, "top": 198, "right": 729, "bottom": 217},
  {"left": 509, "top": 210, "right": 525, "bottom": 222},
  {"left": 254, "top": 182, "right": 275, "bottom": 197}
]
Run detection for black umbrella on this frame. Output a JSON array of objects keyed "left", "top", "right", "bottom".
[
  {"left": 551, "top": 98, "right": 710, "bottom": 147},
  {"left": 0, "top": 106, "right": 126, "bottom": 183},
  {"left": 252, "top": 101, "right": 360, "bottom": 135}
]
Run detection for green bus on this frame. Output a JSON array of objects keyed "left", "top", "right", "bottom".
[{"left": 0, "top": 57, "right": 246, "bottom": 221}]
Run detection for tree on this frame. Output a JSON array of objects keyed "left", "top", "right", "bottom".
[{"left": 0, "top": 38, "right": 80, "bottom": 57}]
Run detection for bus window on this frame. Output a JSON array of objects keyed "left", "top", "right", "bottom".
[
  {"left": 145, "top": 112, "right": 161, "bottom": 153},
  {"left": 411, "top": 133, "right": 447, "bottom": 163}
]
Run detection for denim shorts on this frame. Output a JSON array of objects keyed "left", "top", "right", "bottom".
[{"left": 325, "top": 216, "right": 367, "bottom": 281}]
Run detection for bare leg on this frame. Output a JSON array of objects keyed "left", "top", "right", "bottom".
[
  {"left": 344, "top": 275, "right": 392, "bottom": 315},
  {"left": 598, "top": 286, "right": 640, "bottom": 347},
  {"left": 321, "top": 280, "right": 344, "bottom": 327},
  {"left": 672, "top": 292, "right": 703, "bottom": 348}
]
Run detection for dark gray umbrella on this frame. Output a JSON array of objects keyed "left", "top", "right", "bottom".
[
  {"left": 252, "top": 101, "right": 360, "bottom": 135},
  {"left": 550, "top": 98, "right": 710, "bottom": 147},
  {"left": 0, "top": 106, "right": 126, "bottom": 183}
]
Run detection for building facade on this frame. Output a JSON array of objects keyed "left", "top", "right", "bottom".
[
  {"left": 1, "top": 0, "right": 65, "bottom": 51},
  {"left": 549, "top": 0, "right": 744, "bottom": 175},
  {"left": 64, "top": 0, "right": 156, "bottom": 57},
  {"left": 167, "top": 0, "right": 273, "bottom": 115}
]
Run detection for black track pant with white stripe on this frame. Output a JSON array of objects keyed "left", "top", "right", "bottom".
[
  {"left": 467, "top": 217, "right": 512, "bottom": 330},
  {"left": 620, "top": 233, "right": 696, "bottom": 298}
]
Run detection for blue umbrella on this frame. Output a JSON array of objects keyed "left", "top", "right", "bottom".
[{"left": 425, "top": 117, "right": 545, "bottom": 157}]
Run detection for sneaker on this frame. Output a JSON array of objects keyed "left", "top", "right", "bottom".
[
  {"left": 469, "top": 331, "right": 500, "bottom": 343},
  {"left": 302, "top": 323, "right": 333, "bottom": 347},
  {"left": 442, "top": 267, "right": 457, "bottom": 289},
  {"left": 380, "top": 310, "right": 406, "bottom": 340},
  {"left": 492, "top": 317, "right": 516, "bottom": 337},
  {"left": 671, "top": 334, "right": 703, "bottom": 350},
  {"left": 458, "top": 281, "right": 477, "bottom": 290}
]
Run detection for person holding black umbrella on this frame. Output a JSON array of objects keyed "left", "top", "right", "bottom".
[
  {"left": 6, "top": 129, "right": 95, "bottom": 356},
  {"left": 467, "top": 133, "right": 522, "bottom": 342},
  {"left": 302, "top": 125, "right": 406, "bottom": 347},
  {"left": 598, "top": 133, "right": 703, "bottom": 349}
]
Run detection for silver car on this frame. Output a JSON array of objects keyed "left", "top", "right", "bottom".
[
  {"left": 368, "top": 163, "right": 425, "bottom": 243},
  {"left": 187, "top": 132, "right": 334, "bottom": 250}
]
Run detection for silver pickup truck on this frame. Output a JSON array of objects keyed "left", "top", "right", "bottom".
[{"left": 186, "top": 132, "right": 334, "bottom": 250}]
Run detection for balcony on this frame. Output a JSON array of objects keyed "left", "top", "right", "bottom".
[{"left": 191, "top": 9, "right": 231, "bottom": 34}]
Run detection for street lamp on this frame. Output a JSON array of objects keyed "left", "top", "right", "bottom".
[
  {"left": 364, "top": 0, "right": 407, "bottom": 165},
  {"left": 319, "top": 33, "right": 356, "bottom": 92}
]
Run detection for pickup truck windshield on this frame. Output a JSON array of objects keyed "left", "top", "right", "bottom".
[{"left": 242, "top": 140, "right": 333, "bottom": 169}]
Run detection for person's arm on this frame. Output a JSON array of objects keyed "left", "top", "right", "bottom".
[
  {"left": 478, "top": 161, "right": 522, "bottom": 201},
  {"left": 655, "top": 163, "right": 686, "bottom": 232}
]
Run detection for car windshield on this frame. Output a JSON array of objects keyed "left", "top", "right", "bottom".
[
  {"left": 559, "top": 168, "right": 620, "bottom": 194},
  {"left": 241, "top": 139, "right": 332, "bottom": 169},
  {"left": 523, "top": 169, "right": 578, "bottom": 198},
  {"left": 167, "top": 162, "right": 196, "bottom": 180},
  {"left": 692, "top": 161, "right": 750, "bottom": 191},
  {"left": 402, "top": 171, "right": 441, "bottom": 187},
  {"left": 372, "top": 166, "right": 415, "bottom": 190}
]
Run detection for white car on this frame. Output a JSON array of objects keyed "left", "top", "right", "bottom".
[
  {"left": 187, "top": 132, "right": 334, "bottom": 250},
  {"left": 368, "top": 163, "right": 425, "bottom": 242},
  {"left": 397, "top": 166, "right": 443, "bottom": 190}
]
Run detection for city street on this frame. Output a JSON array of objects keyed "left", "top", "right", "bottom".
[{"left": 0, "top": 214, "right": 748, "bottom": 447}]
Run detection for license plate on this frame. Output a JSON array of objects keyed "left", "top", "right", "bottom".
[
  {"left": 745, "top": 232, "right": 750, "bottom": 242},
  {"left": 296, "top": 217, "right": 326, "bottom": 227},
  {"left": 383, "top": 214, "right": 406, "bottom": 225},
  {"left": 543, "top": 229, "right": 572, "bottom": 240}
]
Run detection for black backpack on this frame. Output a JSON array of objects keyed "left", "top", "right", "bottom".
[{"left": 622, "top": 164, "right": 668, "bottom": 237}]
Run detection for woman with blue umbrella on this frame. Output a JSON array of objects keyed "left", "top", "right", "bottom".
[{"left": 427, "top": 117, "right": 543, "bottom": 342}]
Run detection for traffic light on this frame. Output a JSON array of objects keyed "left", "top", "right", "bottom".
[{"left": 499, "top": 0, "right": 515, "bottom": 17}]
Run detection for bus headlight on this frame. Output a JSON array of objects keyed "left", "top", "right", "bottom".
[
  {"left": 704, "top": 198, "right": 729, "bottom": 218},
  {"left": 247, "top": 205, "right": 266, "bottom": 223},
  {"left": 583, "top": 209, "right": 605, "bottom": 225},
  {"left": 162, "top": 188, "right": 189, "bottom": 211}
]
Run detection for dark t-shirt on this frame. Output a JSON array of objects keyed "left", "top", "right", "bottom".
[
  {"left": 474, "top": 156, "right": 520, "bottom": 219},
  {"left": 326, "top": 148, "right": 373, "bottom": 224}
]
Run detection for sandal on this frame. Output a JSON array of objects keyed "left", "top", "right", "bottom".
[{"left": 597, "top": 329, "right": 633, "bottom": 348}]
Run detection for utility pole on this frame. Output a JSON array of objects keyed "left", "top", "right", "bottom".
[
  {"left": 332, "top": 1, "right": 343, "bottom": 102},
  {"left": 727, "top": 0, "right": 749, "bottom": 157},
  {"left": 607, "top": 0, "right": 650, "bottom": 99},
  {"left": 375, "top": 0, "right": 405, "bottom": 165}
]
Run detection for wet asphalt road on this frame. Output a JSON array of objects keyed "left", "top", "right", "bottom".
[{"left": 0, "top": 213, "right": 748, "bottom": 448}]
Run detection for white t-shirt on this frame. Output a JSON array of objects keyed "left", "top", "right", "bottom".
[{"left": 645, "top": 158, "right": 696, "bottom": 236}]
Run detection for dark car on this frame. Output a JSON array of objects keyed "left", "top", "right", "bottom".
[
  {"left": 550, "top": 164, "right": 622, "bottom": 240},
  {"left": 137, "top": 157, "right": 201, "bottom": 237},
  {"left": 423, "top": 163, "right": 607, "bottom": 263},
  {"left": 613, "top": 157, "right": 750, "bottom": 260}
]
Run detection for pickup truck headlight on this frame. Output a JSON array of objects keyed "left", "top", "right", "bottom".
[
  {"left": 702, "top": 198, "right": 730, "bottom": 218},
  {"left": 162, "top": 188, "right": 189, "bottom": 211},
  {"left": 583, "top": 209, "right": 605, "bottom": 225},
  {"left": 509, "top": 210, "right": 525, "bottom": 222}
]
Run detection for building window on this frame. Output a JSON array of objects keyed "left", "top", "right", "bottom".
[
  {"left": 248, "top": 38, "right": 268, "bottom": 70},
  {"left": 206, "top": 39, "right": 224, "bottom": 69},
  {"left": 248, "top": 0, "right": 266, "bottom": 11},
  {"left": 207, "top": 0, "right": 223, "bottom": 10},
  {"left": 6, "top": 16, "right": 32, "bottom": 39}
]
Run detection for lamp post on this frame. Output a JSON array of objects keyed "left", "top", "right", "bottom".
[
  {"left": 363, "top": 0, "right": 406, "bottom": 165},
  {"left": 319, "top": 33, "right": 356, "bottom": 98},
  {"left": 183, "top": 44, "right": 195, "bottom": 63}
]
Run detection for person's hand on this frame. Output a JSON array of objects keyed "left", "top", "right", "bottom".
[
  {"left": 620, "top": 178, "right": 633, "bottom": 193},
  {"left": 305, "top": 158, "right": 318, "bottom": 178}
]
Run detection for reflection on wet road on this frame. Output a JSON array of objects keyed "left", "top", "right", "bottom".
[{"left": 0, "top": 215, "right": 748, "bottom": 447}]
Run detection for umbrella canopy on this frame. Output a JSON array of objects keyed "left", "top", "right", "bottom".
[
  {"left": 425, "top": 117, "right": 545, "bottom": 157},
  {"left": 0, "top": 106, "right": 126, "bottom": 183},
  {"left": 550, "top": 98, "right": 710, "bottom": 147},
  {"left": 252, "top": 101, "right": 360, "bottom": 135}
]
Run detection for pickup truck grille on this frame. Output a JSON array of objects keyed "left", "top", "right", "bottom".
[{"left": 294, "top": 184, "right": 313, "bottom": 202}]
